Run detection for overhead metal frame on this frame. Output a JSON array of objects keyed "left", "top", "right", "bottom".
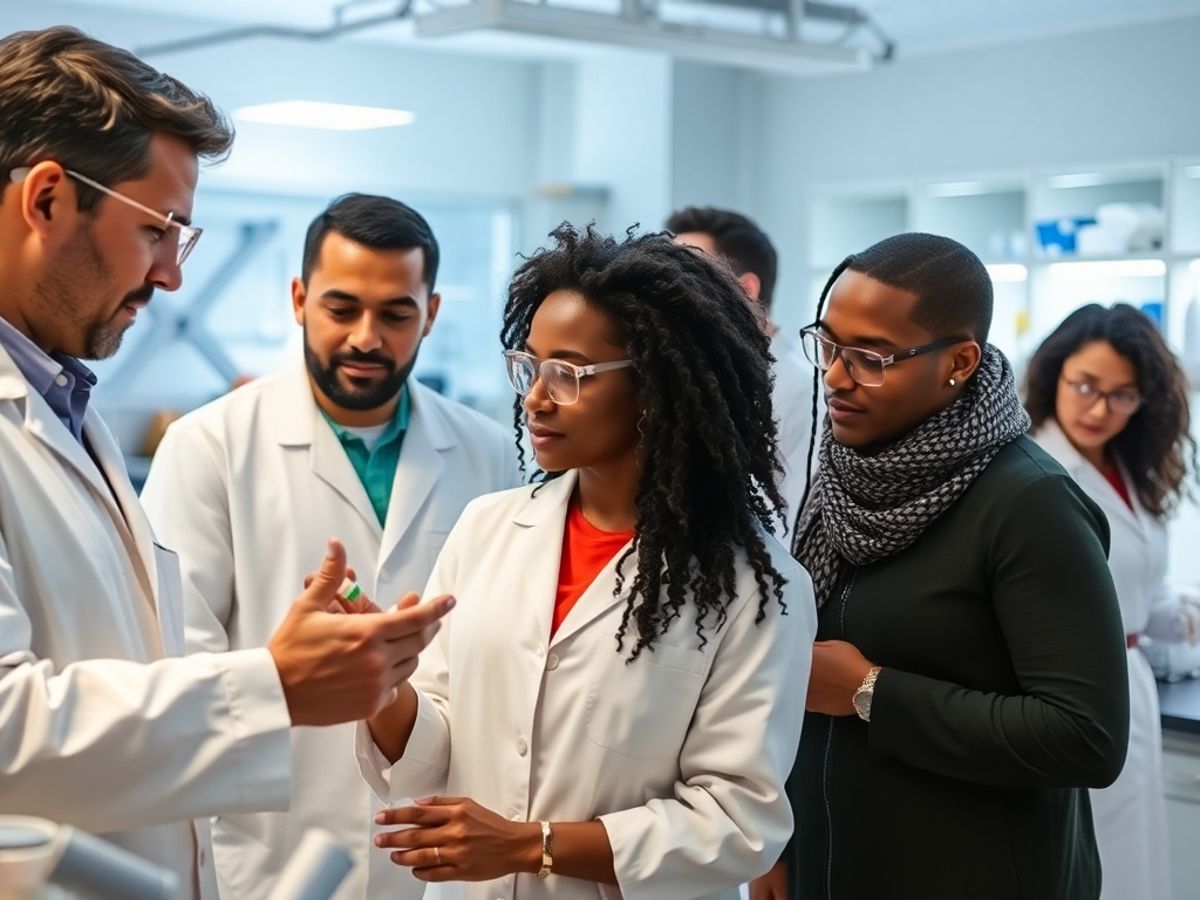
[{"left": 136, "top": 0, "right": 892, "bottom": 72}]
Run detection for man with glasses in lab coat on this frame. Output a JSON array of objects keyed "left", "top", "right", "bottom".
[
  {"left": 142, "top": 193, "right": 519, "bottom": 899},
  {"left": 0, "top": 27, "right": 451, "bottom": 899}
]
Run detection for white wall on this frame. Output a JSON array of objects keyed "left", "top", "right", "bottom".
[
  {"left": 670, "top": 61, "right": 760, "bottom": 216},
  {"left": 751, "top": 14, "right": 1200, "bottom": 335},
  {"left": 2, "top": 1, "right": 544, "bottom": 201}
]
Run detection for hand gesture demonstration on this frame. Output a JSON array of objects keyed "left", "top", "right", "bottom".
[{"left": 267, "top": 538, "right": 455, "bottom": 727}]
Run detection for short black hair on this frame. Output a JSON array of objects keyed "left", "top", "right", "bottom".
[
  {"left": 301, "top": 193, "right": 439, "bottom": 291},
  {"left": 844, "top": 232, "right": 993, "bottom": 343},
  {"left": 665, "top": 206, "right": 778, "bottom": 310}
]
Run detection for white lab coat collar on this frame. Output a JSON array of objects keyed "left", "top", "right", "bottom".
[
  {"left": 267, "top": 359, "right": 458, "bottom": 563},
  {"left": 509, "top": 471, "right": 639, "bottom": 649}
]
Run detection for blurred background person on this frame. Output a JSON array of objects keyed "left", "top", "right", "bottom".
[
  {"left": 1026, "top": 302, "right": 1200, "bottom": 900},
  {"left": 666, "top": 206, "right": 816, "bottom": 537}
]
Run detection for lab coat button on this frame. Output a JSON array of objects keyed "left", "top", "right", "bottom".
[
  {"left": 545, "top": 654, "right": 559, "bottom": 671},
  {"left": 54, "top": 374, "right": 68, "bottom": 387},
  {"left": 517, "top": 737, "right": 528, "bottom": 757}
]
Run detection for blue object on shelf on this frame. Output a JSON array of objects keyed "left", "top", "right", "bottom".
[
  {"left": 1035, "top": 216, "right": 1097, "bottom": 254},
  {"left": 1140, "top": 301, "right": 1164, "bottom": 327}
]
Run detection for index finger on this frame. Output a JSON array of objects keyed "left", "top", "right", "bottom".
[
  {"left": 377, "top": 595, "right": 457, "bottom": 640},
  {"left": 375, "top": 805, "right": 455, "bottom": 827}
]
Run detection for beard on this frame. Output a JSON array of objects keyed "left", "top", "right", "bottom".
[
  {"left": 303, "top": 323, "right": 418, "bottom": 412},
  {"left": 33, "top": 223, "right": 153, "bottom": 360}
]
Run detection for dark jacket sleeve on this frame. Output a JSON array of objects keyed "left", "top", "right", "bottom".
[{"left": 866, "top": 473, "right": 1130, "bottom": 789}]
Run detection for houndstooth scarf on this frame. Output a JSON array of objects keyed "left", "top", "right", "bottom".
[{"left": 793, "top": 345, "right": 1030, "bottom": 607}]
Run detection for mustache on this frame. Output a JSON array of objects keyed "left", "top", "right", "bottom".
[
  {"left": 123, "top": 284, "right": 155, "bottom": 306},
  {"left": 331, "top": 350, "right": 395, "bottom": 369}
]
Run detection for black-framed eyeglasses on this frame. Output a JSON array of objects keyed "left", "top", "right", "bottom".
[
  {"left": 503, "top": 349, "right": 633, "bottom": 406},
  {"left": 799, "top": 325, "right": 965, "bottom": 388},
  {"left": 9, "top": 166, "right": 202, "bottom": 266},
  {"left": 1060, "top": 377, "right": 1142, "bottom": 416}
]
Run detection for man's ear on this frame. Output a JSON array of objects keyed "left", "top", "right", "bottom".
[
  {"left": 291, "top": 276, "right": 307, "bottom": 326},
  {"left": 423, "top": 293, "right": 442, "bottom": 337},
  {"left": 17, "top": 162, "right": 75, "bottom": 239},
  {"left": 738, "top": 271, "right": 762, "bottom": 302}
]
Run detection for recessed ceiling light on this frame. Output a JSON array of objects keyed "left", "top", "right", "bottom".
[{"left": 234, "top": 101, "right": 415, "bottom": 131}]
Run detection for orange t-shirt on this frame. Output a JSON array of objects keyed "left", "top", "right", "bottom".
[{"left": 552, "top": 499, "right": 635, "bottom": 637}]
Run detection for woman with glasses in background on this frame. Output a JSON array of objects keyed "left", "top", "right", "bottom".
[
  {"left": 751, "top": 232, "right": 1129, "bottom": 900},
  {"left": 1026, "top": 303, "right": 1200, "bottom": 900},
  {"left": 358, "top": 224, "right": 816, "bottom": 899}
]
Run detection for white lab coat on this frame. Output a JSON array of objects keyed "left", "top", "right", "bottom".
[
  {"left": 357, "top": 472, "right": 816, "bottom": 900},
  {"left": 770, "top": 332, "right": 818, "bottom": 543},
  {"left": 141, "top": 362, "right": 520, "bottom": 900},
  {"left": 0, "top": 345, "right": 292, "bottom": 899},
  {"left": 1034, "top": 421, "right": 1200, "bottom": 900}
]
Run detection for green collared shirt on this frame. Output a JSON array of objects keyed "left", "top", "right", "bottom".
[{"left": 319, "top": 386, "right": 411, "bottom": 526}]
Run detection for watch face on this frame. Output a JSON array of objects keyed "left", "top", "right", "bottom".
[{"left": 853, "top": 689, "right": 872, "bottom": 720}]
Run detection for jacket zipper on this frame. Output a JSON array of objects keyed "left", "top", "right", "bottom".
[{"left": 822, "top": 568, "right": 858, "bottom": 899}]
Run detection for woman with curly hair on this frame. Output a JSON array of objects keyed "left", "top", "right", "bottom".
[
  {"left": 358, "top": 224, "right": 816, "bottom": 899},
  {"left": 1026, "top": 303, "right": 1200, "bottom": 900}
]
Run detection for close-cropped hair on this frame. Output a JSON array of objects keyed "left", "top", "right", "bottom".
[{"left": 301, "top": 193, "right": 440, "bottom": 291}]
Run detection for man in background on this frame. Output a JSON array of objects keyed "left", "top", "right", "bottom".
[
  {"left": 143, "top": 193, "right": 519, "bottom": 899},
  {"left": 667, "top": 206, "right": 817, "bottom": 535}
]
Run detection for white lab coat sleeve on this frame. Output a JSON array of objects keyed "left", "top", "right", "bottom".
[
  {"left": 141, "top": 418, "right": 236, "bottom": 654},
  {"left": 0, "top": 526, "right": 292, "bottom": 833},
  {"left": 597, "top": 562, "right": 815, "bottom": 900},
  {"left": 1144, "top": 577, "right": 1200, "bottom": 645},
  {"left": 356, "top": 510, "right": 460, "bottom": 804}
]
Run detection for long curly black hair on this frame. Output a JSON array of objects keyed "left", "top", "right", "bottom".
[
  {"left": 502, "top": 223, "right": 788, "bottom": 659},
  {"left": 1024, "top": 302, "right": 1196, "bottom": 519}
]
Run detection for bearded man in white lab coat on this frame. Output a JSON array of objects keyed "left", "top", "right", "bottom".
[
  {"left": 0, "top": 27, "right": 452, "bottom": 899},
  {"left": 666, "top": 207, "right": 819, "bottom": 537},
  {"left": 141, "top": 193, "right": 519, "bottom": 899}
]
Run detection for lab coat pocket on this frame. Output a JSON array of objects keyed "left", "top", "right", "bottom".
[
  {"left": 152, "top": 542, "right": 186, "bottom": 658},
  {"left": 584, "top": 642, "right": 708, "bottom": 761}
]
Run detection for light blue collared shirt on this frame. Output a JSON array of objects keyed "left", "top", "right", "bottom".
[{"left": 0, "top": 314, "right": 96, "bottom": 442}]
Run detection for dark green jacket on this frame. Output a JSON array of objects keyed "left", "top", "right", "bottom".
[{"left": 785, "top": 437, "right": 1130, "bottom": 900}]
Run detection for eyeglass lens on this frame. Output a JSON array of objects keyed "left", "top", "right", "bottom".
[
  {"left": 505, "top": 355, "right": 581, "bottom": 405},
  {"left": 801, "top": 332, "right": 887, "bottom": 387}
]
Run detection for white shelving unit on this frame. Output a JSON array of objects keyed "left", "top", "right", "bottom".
[{"left": 805, "top": 159, "right": 1200, "bottom": 379}]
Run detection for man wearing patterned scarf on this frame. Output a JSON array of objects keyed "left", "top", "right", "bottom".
[{"left": 751, "top": 233, "right": 1130, "bottom": 900}]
